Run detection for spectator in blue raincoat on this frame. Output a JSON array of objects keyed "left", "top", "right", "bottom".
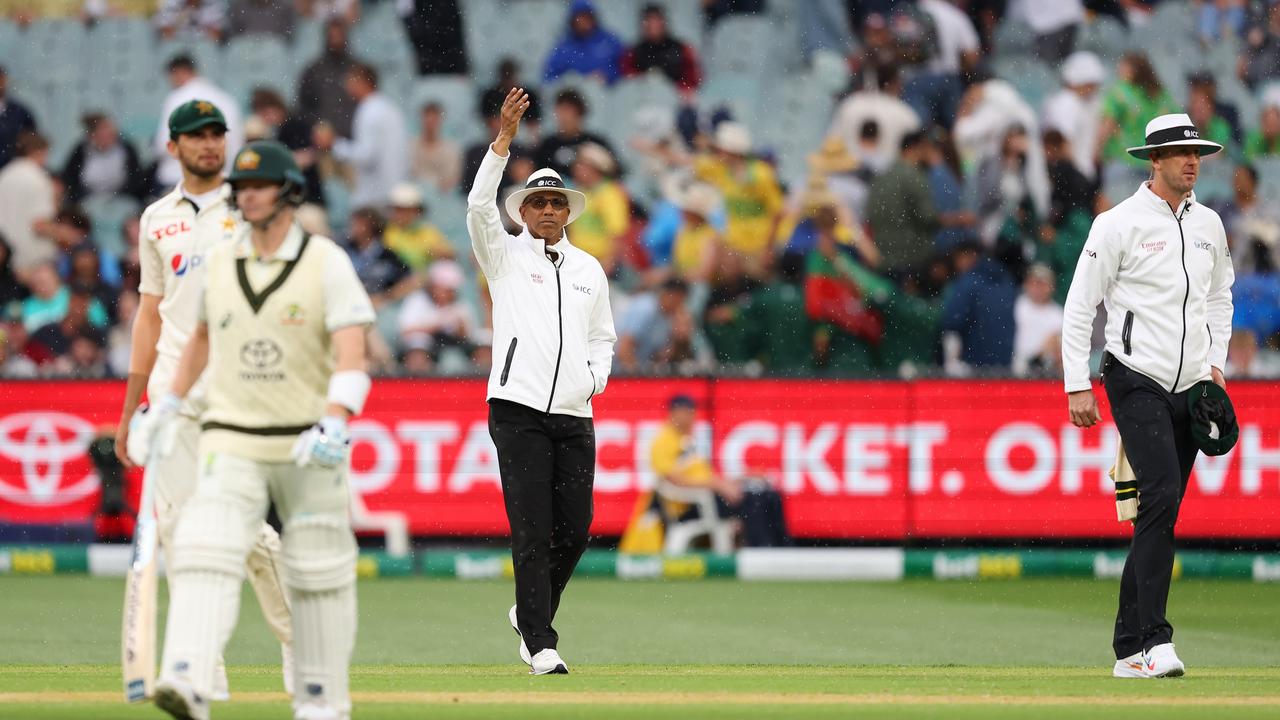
[{"left": 544, "top": 0, "right": 625, "bottom": 85}]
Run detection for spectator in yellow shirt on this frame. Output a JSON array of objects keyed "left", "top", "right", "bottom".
[
  {"left": 692, "top": 122, "right": 783, "bottom": 276},
  {"left": 569, "top": 142, "right": 630, "bottom": 275},
  {"left": 649, "top": 394, "right": 741, "bottom": 520},
  {"left": 384, "top": 182, "right": 455, "bottom": 271}
]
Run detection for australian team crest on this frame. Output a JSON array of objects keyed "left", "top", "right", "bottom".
[
  {"left": 236, "top": 150, "right": 261, "bottom": 171},
  {"left": 281, "top": 303, "right": 306, "bottom": 325}
]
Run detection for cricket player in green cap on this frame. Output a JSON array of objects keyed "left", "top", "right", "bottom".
[
  {"left": 133, "top": 139, "right": 375, "bottom": 720},
  {"left": 117, "top": 101, "right": 294, "bottom": 705}
]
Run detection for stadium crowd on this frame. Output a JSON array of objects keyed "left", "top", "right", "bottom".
[{"left": 2, "top": 0, "right": 1280, "bottom": 380}]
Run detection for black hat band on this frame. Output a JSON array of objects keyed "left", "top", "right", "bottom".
[
  {"left": 527, "top": 176, "right": 565, "bottom": 190},
  {"left": 1145, "top": 125, "right": 1202, "bottom": 147}
]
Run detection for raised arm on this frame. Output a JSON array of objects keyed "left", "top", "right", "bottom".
[{"left": 467, "top": 88, "right": 529, "bottom": 280}]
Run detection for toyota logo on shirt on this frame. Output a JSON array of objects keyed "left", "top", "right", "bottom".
[{"left": 0, "top": 412, "right": 99, "bottom": 507}]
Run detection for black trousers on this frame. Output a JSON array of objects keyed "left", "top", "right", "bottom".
[
  {"left": 488, "top": 399, "right": 595, "bottom": 655},
  {"left": 1103, "top": 357, "right": 1199, "bottom": 658}
]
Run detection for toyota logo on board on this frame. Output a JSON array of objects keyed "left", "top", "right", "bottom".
[{"left": 0, "top": 412, "right": 99, "bottom": 506}]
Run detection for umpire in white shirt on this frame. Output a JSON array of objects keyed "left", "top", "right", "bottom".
[
  {"left": 467, "top": 88, "right": 616, "bottom": 676},
  {"left": 1062, "top": 113, "right": 1234, "bottom": 678}
]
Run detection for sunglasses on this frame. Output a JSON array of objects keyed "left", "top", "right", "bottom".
[{"left": 524, "top": 196, "right": 569, "bottom": 210}]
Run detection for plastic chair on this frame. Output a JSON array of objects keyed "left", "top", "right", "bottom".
[{"left": 656, "top": 481, "right": 734, "bottom": 555}]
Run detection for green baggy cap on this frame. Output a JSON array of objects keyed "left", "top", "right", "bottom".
[
  {"left": 168, "top": 99, "right": 228, "bottom": 139},
  {"left": 1187, "top": 380, "right": 1239, "bottom": 456}
]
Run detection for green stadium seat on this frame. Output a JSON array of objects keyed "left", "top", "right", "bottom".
[
  {"left": 410, "top": 77, "right": 479, "bottom": 144},
  {"left": 1075, "top": 16, "right": 1127, "bottom": 64},
  {"left": 992, "top": 57, "right": 1056, "bottom": 113},
  {"left": 592, "top": 0, "right": 703, "bottom": 50},
  {"left": 992, "top": 20, "right": 1034, "bottom": 59},
  {"left": 707, "top": 16, "right": 773, "bottom": 77},
  {"left": 323, "top": 177, "right": 353, "bottom": 236},
  {"left": 223, "top": 34, "right": 294, "bottom": 105},
  {"left": 83, "top": 195, "right": 142, "bottom": 256}
]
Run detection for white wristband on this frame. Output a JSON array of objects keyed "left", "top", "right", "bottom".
[{"left": 327, "top": 370, "right": 371, "bottom": 415}]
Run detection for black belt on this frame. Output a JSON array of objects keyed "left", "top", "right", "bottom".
[{"left": 201, "top": 421, "right": 313, "bottom": 436}]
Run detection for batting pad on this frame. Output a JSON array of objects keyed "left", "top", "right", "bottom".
[
  {"left": 170, "top": 498, "right": 255, "bottom": 579},
  {"left": 160, "top": 569, "right": 241, "bottom": 699},
  {"left": 246, "top": 523, "right": 293, "bottom": 646},
  {"left": 282, "top": 515, "right": 356, "bottom": 592},
  {"left": 291, "top": 584, "right": 355, "bottom": 720}
]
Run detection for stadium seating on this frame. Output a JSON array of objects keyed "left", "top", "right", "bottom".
[
  {"left": 410, "top": 76, "right": 480, "bottom": 145},
  {"left": 223, "top": 34, "right": 295, "bottom": 106},
  {"left": 706, "top": 15, "right": 774, "bottom": 78},
  {"left": 1075, "top": 16, "right": 1127, "bottom": 65},
  {"left": 83, "top": 195, "right": 141, "bottom": 256}
]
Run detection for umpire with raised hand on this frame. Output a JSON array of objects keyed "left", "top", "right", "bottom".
[
  {"left": 467, "top": 88, "right": 616, "bottom": 676},
  {"left": 1061, "top": 113, "right": 1236, "bottom": 679}
]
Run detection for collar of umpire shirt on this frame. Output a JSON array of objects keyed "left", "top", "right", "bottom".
[
  {"left": 1136, "top": 182, "right": 1198, "bottom": 215},
  {"left": 524, "top": 229, "right": 568, "bottom": 268}
]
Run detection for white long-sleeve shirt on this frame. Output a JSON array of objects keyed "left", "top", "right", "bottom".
[
  {"left": 334, "top": 92, "right": 408, "bottom": 208},
  {"left": 467, "top": 147, "right": 616, "bottom": 418},
  {"left": 1061, "top": 183, "right": 1234, "bottom": 394}
]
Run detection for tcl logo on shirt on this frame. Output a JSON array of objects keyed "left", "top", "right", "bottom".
[
  {"left": 151, "top": 221, "right": 193, "bottom": 241},
  {"left": 170, "top": 254, "right": 203, "bottom": 277}
]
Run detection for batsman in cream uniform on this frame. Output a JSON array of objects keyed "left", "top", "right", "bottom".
[
  {"left": 133, "top": 140, "right": 375, "bottom": 720},
  {"left": 118, "top": 100, "right": 293, "bottom": 698}
]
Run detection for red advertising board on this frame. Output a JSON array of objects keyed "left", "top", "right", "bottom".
[{"left": 1, "top": 379, "right": 1278, "bottom": 539}]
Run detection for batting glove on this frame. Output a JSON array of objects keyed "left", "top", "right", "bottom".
[
  {"left": 291, "top": 416, "right": 351, "bottom": 469},
  {"left": 125, "top": 393, "right": 181, "bottom": 466}
]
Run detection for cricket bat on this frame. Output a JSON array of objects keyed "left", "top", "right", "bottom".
[{"left": 121, "top": 466, "right": 158, "bottom": 703}]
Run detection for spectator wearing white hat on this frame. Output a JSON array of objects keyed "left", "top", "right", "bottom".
[
  {"left": 828, "top": 66, "right": 922, "bottom": 174},
  {"left": 384, "top": 182, "right": 454, "bottom": 271},
  {"left": 397, "top": 259, "right": 479, "bottom": 373},
  {"left": 1012, "top": 263, "right": 1063, "bottom": 376},
  {"left": 568, "top": 143, "right": 629, "bottom": 276},
  {"left": 1043, "top": 51, "right": 1107, "bottom": 180},
  {"left": 691, "top": 122, "right": 783, "bottom": 277}
]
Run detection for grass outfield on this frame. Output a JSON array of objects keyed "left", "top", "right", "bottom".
[{"left": 1, "top": 576, "right": 1278, "bottom": 718}]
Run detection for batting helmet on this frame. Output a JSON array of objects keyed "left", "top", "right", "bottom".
[{"left": 227, "top": 140, "right": 306, "bottom": 208}]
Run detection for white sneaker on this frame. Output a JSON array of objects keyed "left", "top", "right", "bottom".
[
  {"left": 154, "top": 677, "right": 210, "bottom": 720},
  {"left": 211, "top": 656, "right": 230, "bottom": 701},
  {"left": 530, "top": 648, "right": 569, "bottom": 675},
  {"left": 293, "top": 703, "right": 343, "bottom": 720},
  {"left": 508, "top": 605, "right": 532, "bottom": 666},
  {"left": 282, "top": 643, "right": 295, "bottom": 697},
  {"left": 1112, "top": 651, "right": 1148, "bottom": 678},
  {"left": 1143, "top": 643, "right": 1186, "bottom": 678}
]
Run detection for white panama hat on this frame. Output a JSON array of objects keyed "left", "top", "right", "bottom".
[
  {"left": 503, "top": 168, "right": 588, "bottom": 226},
  {"left": 1126, "top": 113, "right": 1224, "bottom": 160}
]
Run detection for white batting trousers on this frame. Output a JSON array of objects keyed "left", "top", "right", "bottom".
[{"left": 149, "top": 415, "right": 293, "bottom": 647}]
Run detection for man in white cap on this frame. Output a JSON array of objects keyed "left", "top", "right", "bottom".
[
  {"left": 467, "top": 88, "right": 616, "bottom": 676},
  {"left": 1061, "top": 113, "right": 1234, "bottom": 679},
  {"left": 1042, "top": 51, "right": 1107, "bottom": 180}
]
